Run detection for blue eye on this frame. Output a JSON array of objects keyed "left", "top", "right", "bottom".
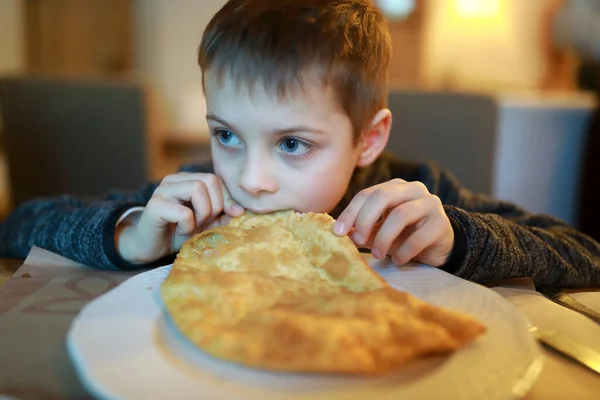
[
  {"left": 213, "top": 129, "right": 241, "bottom": 147},
  {"left": 283, "top": 138, "right": 299, "bottom": 151},
  {"left": 279, "top": 138, "right": 311, "bottom": 156}
]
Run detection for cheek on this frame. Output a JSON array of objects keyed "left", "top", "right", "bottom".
[
  {"left": 212, "top": 154, "right": 237, "bottom": 186},
  {"left": 291, "top": 150, "right": 357, "bottom": 207},
  {"left": 290, "top": 170, "right": 351, "bottom": 213}
]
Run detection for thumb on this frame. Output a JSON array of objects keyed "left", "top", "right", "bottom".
[
  {"left": 172, "top": 213, "right": 233, "bottom": 251},
  {"left": 203, "top": 213, "right": 233, "bottom": 230},
  {"left": 222, "top": 185, "right": 245, "bottom": 217}
]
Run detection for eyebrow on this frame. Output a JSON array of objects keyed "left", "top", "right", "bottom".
[{"left": 206, "top": 113, "right": 326, "bottom": 135}]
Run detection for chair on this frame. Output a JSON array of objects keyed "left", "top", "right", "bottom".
[
  {"left": 386, "top": 89, "right": 498, "bottom": 194},
  {"left": 385, "top": 88, "right": 594, "bottom": 227},
  {"left": 0, "top": 76, "right": 163, "bottom": 208}
]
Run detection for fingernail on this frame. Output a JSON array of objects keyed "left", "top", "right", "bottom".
[
  {"left": 333, "top": 222, "right": 345, "bottom": 235},
  {"left": 232, "top": 204, "right": 244, "bottom": 214},
  {"left": 352, "top": 232, "right": 364, "bottom": 245},
  {"left": 372, "top": 248, "right": 382, "bottom": 259}
]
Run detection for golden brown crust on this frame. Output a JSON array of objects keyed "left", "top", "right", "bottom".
[
  {"left": 161, "top": 210, "right": 485, "bottom": 375},
  {"left": 172, "top": 210, "right": 387, "bottom": 291}
]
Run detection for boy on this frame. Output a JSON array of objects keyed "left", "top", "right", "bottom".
[{"left": 1, "top": 0, "right": 599, "bottom": 288}]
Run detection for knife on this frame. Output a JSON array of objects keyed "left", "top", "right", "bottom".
[
  {"left": 530, "top": 326, "right": 600, "bottom": 376},
  {"left": 539, "top": 288, "right": 600, "bottom": 324}
]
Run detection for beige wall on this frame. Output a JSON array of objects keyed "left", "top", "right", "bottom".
[
  {"left": 0, "top": 0, "right": 559, "bottom": 117},
  {"left": 423, "top": 0, "right": 551, "bottom": 90},
  {"left": 133, "top": 0, "right": 227, "bottom": 131},
  {"left": 133, "top": 0, "right": 557, "bottom": 122},
  {"left": 0, "top": 0, "right": 23, "bottom": 216},
  {"left": 0, "top": 0, "right": 24, "bottom": 74}
]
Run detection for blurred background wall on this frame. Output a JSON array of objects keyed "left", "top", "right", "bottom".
[
  {"left": 0, "top": 0, "right": 587, "bottom": 133},
  {"left": 0, "top": 0, "right": 24, "bottom": 74},
  {"left": 0, "top": 0, "right": 597, "bottom": 227},
  {"left": 0, "top": 0, "right": 24, "bottom": 216}
]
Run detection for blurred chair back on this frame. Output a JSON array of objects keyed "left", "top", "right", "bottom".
[
  {"left": 386, "top": 90, "right": 498, "bottom": 194},
  {"left": 0, "top": 76, "right": 160, "bottom": 207}
]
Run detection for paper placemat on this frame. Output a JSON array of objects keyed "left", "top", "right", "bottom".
[
  {"left": 0, "top": 247, "right": 142, "bottom": 399},
  {"left": 1, "top": 247, "right": 599, "bottom": 400}
]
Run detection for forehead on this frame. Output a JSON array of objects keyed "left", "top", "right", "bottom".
[{"left": 203, "top": 71, "right": 351, "bottom": 129}]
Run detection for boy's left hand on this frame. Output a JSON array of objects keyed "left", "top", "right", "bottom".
[{"left": 334, "top": 179, "right": 454, "bottom": 267}]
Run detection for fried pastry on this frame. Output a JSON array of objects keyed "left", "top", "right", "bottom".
[{"left": 161, "top": 210, "right": 485, "bottom": 375}]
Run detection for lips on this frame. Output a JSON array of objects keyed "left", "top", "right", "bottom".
[{"left": 244, "top": 207, "right": 276, "bottom": 214}]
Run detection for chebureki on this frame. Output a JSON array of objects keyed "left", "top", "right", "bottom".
[{"left": 161, "top": 210, "right": 485, "bottom": 375}]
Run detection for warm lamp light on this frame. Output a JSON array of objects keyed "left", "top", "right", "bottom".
[{"left": 455, "top": 0, "right": 500, "bottom": 18}]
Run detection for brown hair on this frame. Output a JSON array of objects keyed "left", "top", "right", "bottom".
[{"left": 198, "top": 0, "right": 391, "bottom": 141}]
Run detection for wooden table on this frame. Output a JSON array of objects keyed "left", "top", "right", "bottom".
[
  {"left": 0, "top": 257, "right": 23, "bottom": 287},
  {"left": 1, "top": 255, "right": 599, "bottom": 399}
]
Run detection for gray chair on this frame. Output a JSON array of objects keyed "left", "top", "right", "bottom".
[
  {"left": 0, "top": 76, "right": 157, "bottom": 207},
  {"left": 385, "top": 89, "right": 593, "bottom": 227},
  {"left": 386, "top": 89, "right": 498, "bottom": 194}
]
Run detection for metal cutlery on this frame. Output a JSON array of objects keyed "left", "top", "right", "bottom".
[
  {"left": 539, "top": 288, "right": 600, "bottom": 324},
  {"left": 530, "top": 326, "right": 600, "bottom": 376}
]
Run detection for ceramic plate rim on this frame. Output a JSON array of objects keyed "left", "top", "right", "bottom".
[{"left": 67, "top": 257, "right": 544, "bottom": 400}]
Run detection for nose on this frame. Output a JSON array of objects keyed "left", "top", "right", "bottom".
[{"left": 237, "top": 155, "right": 278, "bottom": 196}]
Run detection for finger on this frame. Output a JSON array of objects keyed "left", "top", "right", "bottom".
[
  {"left": 171, "top": 213, "right": 235, "bottom": 253},
  {"left": 203, "top": 213, "right": 233, "bottom": 230},
  {"left": 336, "top": 179, "right": 427, "bottom": 239},
  {"left": 155, "top": 181, "right": 213, "bottom": 227},
  {"left": 350, "top": 218, "right": 382, "bottom": 249},
  {"left": 347, "top": 207, "right": 390, "bottom": 247},
  {"left": 160, "top": 172, "right": 214, "bottom": 184},
  {"left": 391, "top": 217, "right": 444, "bottom": 265},
  {"left": 142, "top": 197, "right": 195, "bottom": 234},
  {"left": 353, "top": 181, "right": 431, "bottom": 245},
  {"left": 352, "top": 182, "right": 419, "bottom": 245},
  {"left": 201, "top": 175, "right": 225, "bottom": 220},
  {"left": 164, "top": 175, "right": 234, "bottom": 220},
  {"left": 334, "top": 189, "right": 372, "bottom": 236},
  {"left": 336, "top": 182, "right": 395, "bottom": 236},
  {"left": 171, "top": 225, "right": 205, "bottom": 252},
  {"left": 388, "top": 236, "right": 406, "bottom": 264},
  {"left": 386, "top": 223, "right": 421, "bottom": 264},
  {"left": 171, "top": 232, "right": 194, "bottom": 252},
  {"left": 188, "top": 181, "right": 214, "bottom": 227},
  {"left": 371, "top": 196, "right": 433, "bottom": 259},
  {"left": 221, "top": 182, "right": 244, "bottom": 217},
  {"left": 349, "top": 187, "right": 393, "bottom": 246}
]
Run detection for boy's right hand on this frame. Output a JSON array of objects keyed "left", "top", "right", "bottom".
[{"left": 115, "top": 173, "right": 244, "bottom": 264}]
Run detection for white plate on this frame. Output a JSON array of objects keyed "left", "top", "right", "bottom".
[{"left": 67, "top": 256, "right": 543, "bottom": 400}]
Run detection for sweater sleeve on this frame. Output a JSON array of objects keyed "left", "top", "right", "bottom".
[
  {"left": 0, "top": 182, "right": 159, "bottom": 270},
  {"left": 0, "top": 161, "right": 218, "bottom": 269},
  {"left": 417, "top": 163, "right": 600, "bottom": 288}
]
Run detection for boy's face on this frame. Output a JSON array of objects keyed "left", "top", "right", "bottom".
[{"left": 204, "top": 73, "right": 363, "bottom": 214}]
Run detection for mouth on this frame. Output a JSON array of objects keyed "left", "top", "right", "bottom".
[
  {"left": 243, "top": 206, "right": 300, "bottom": 215},
  {"left": 244, "top": 207, "right": 276, "bottom": 215}
]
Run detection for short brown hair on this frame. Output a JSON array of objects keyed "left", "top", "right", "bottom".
[{"left": 198, "top": 0, "right": 391, "bottom": 140}]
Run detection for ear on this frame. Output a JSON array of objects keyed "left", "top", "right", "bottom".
[{"left": 356, "top": 109, "right": 392, "bottom": 167}]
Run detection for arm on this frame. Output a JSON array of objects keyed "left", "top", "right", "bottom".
[
  {"left": 0, "top": 161, "right": 221, "bottom": 269},
  {"left": 0, "top": 182, "right": 159, "bottom": 270},
  {"left": 419, "top": 163, "right": 600, "bottom": 288}
]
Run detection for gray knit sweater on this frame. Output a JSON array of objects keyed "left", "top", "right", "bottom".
[{"left": 1, "top": 153, "right": 599, "bottom": 288}]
